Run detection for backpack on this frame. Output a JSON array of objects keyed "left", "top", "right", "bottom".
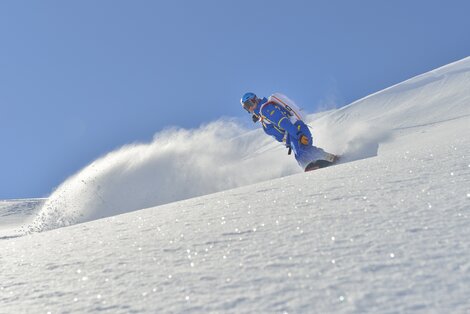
[{"left": 259, "top": 93, "right": 305, "bottom": 124}]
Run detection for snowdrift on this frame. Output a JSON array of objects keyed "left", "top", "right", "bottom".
[
  {"left": 27, "top": 57, "right": 470, "bottom": 232},
  {"left": 1, "top": 57, "right": 470, "bottom": 313}
]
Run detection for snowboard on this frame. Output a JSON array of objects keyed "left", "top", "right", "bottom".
[{"left": 304, "top": 154, "right": 340, "bottom": 172}]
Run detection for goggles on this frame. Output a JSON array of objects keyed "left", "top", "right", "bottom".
[{"left": 242, "top": 97, "right": 258, "bottom": 113}]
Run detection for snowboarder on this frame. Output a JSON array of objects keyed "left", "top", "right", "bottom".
[{"left": 240, "top": 92, "right": 338, "bottom": 171}]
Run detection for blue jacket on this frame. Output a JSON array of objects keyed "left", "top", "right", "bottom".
[
  {"left": 252, "top": 96, "right": 328, "bottom": 169},
  {"left": 253, "top": 97, "right": 305, "bottom": 145}
]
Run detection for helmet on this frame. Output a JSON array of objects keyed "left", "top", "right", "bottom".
[{"left": 240, "top": 92, "right": 259, "bottom": 113}]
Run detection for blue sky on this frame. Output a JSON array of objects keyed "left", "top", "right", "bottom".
[{"left": 1, "top": 0, "right": 469, "bottom": 199}]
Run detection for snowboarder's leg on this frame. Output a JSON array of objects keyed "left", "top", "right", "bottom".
[
  {"left": 290, "top": 137, "right": 328, "bottom": 168},
  {"left": 288, "top": 123, "right": 338, "bottom": 171}
]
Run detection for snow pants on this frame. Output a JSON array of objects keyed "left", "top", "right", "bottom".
[{"left": 288, "top": 121, "right": 328, "bottom": 169}]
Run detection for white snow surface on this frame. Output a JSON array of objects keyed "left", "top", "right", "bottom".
[{"left": 1, "top": 57, "right": 470, "bottom": 313}]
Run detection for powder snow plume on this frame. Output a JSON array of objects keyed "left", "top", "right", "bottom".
[{"left": 28, "top": 119, "right": 299, "bottom": 231}]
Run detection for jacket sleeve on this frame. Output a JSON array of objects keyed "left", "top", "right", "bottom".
[{"left": 261, "top": 104, "right": 300, "bottom": 139}]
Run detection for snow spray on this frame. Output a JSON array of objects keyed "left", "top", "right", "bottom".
[{"left": 28, "top": 119, "right": 299, "bottom": 232}]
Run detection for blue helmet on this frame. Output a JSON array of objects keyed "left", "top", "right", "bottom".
[
  {"left": 241, "top": 92, "right": 259, "bottom": 112},
  {"left": 241, "top": 92, "right": 256, "bottom": 104}
]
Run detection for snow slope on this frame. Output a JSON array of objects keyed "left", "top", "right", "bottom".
[{"left": 1, "top": 57, "right": 469, "bottom": 313}]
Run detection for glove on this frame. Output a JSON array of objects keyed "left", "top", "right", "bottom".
[
  {"left": 252, "top": 114, "right": 260, "bottom": 123},
  {"left": 299, "top": 134, "right": 309, "bottom": 145}
]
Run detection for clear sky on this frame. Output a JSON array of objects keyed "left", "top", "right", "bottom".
[{"left": 1, "top": 0, "right": 469, "bottom": 199}]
